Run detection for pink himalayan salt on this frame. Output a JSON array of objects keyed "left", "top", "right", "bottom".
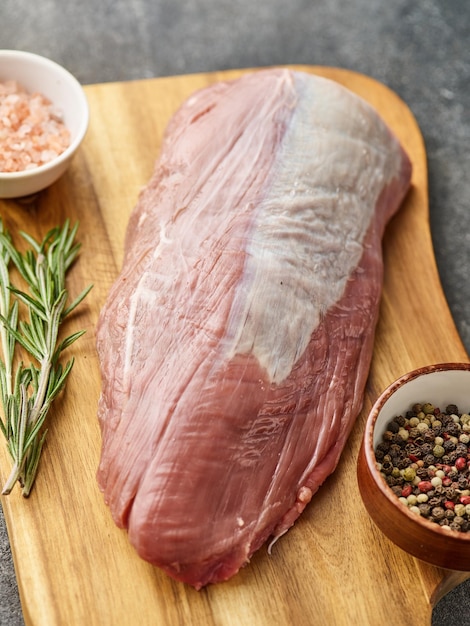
[{"left": 0, "top": 80, "right": 71, "bottom": 173}]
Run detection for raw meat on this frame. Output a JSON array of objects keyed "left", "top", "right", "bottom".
[{"left": 96, "top": 68, "right": 412, "bottom": 589}]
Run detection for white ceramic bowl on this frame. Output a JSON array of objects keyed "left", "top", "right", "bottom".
[
  {"left": 357, "top": 362, "right": 470, "bottom": 570},
  {"left": 0, "top": 50, "right": 89, "bottom": 198}
]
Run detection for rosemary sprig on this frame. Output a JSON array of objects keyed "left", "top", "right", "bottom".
[{"left": 0, "top": 219, "right": 92, "bottom": 497}]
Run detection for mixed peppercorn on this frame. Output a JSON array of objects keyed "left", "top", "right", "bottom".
[{"left": 374, "top": 402, "right": 470, "bottom": 532}]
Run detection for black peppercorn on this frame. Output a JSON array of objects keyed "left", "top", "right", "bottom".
[
  {"left": 458, "top": 475, "right": 468, "bottom": 488},
  {"left": 423, "top": 431, "right": 435, "bottom": 444},
  {"left": 418, "top": 503, "right": 431, "bottom": 517},
  {"left": 444, "top": 440, "right": 457, "bottom": 452},
  {"left": 396, "top": 458, "right": 410, "bottom": 470},
  {"left": 446, "top": 423, "right": 461, "bottom": 437},
  {"left": 444, "top": 487, "right": 457, "bottom": 500},
  {"left": 405, "top": 444, "right": 421, "bottom": 458},
  {"left": 432, "top": 507, "right": 445, "bottom": 521},
  {"left": 381, "top": 461, "right": 393, "bottom": 475},
  {"left": 395, "top": 415, "right": 406, "bottom": 427}
]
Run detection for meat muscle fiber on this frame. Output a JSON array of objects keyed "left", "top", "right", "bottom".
[{"left": 96, "top": 68, "right": 412, "bottom": 588}]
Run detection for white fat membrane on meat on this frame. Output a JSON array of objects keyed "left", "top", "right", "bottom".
[{"left": 224, "top": 74, "right": 402, "bottom": 383}]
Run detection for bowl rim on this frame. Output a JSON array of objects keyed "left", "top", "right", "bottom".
[
  {"left": 363, "top": 361, "right": 470, "bottom": 542},
  {"left": 0, "top": 49, "right": 89, "bottom": 180}
]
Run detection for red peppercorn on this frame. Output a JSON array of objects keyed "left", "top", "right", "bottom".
[
  {"left": 444, "top": 501, "right": 455, "bottom": 510},
  {"left": 409, "top": 454, "right": 419, "bottom": 463},
  {"left": 442, "top": 476, "right": 452, "bottom": 487},
  {"left": 418, "top": 481, "right": 433, "bottom": 493},
  {"left": 455, "top": 457, "right": 467, "bottom": 471},
  {"left": 401, "top": 485, "right": 413, "bottom": 498},
  {"left": 460, "top": 496, "right": 470, "bottom": 506}
]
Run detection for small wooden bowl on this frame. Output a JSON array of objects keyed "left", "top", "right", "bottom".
[{"left": 357, "top": 362, "right": 470, "bottom": 570}]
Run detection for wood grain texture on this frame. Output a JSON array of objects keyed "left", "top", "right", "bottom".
[{"left": 0, "top": 65, "right": 468, "bottom": 626}]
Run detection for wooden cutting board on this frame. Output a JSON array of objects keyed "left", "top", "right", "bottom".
[{"left": 0, "top": 65, "right": 468, "bottom": 626}]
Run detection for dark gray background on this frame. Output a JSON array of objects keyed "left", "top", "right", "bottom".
[{"left": 1, "top": 1, "right": 470, "bottom": 624}]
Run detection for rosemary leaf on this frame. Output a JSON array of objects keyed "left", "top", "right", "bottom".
[
  {"left": 53, "top": 332, "right": 86, "bottom": 363},
  {"left": 62, "top": 283, "right": 93, "bottom": 318},
  {"left": 8, "top": 287, "right": 48, "bottom": 319},
  {"left": 0, "top": 220, "right": 92, "bottom": 496}
]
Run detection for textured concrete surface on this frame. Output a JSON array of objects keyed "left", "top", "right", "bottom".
[{"left": 1, "top": 0, "right": 470, "bottom": 624}]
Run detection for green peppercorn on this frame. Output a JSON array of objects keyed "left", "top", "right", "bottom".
[
  {"left": 433, "top": 445, "right": 445, "bottom": 458},
  {"left": 402, "top": 467, "right": 416, "bottom": 482}
]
